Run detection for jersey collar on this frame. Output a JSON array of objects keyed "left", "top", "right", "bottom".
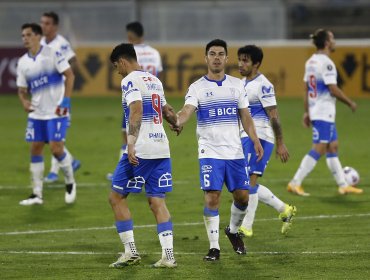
[{"left": 204, "top": 74, "right": 226, "bottom": 86}]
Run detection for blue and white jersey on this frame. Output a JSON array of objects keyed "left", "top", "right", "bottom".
[
  {"left": 241, "top": 74, "right": 276, "bottom": 143},
  {"left": 185, "top": 74, "right": 248, "bottom": 160},
  {"left": 304, "top": 53, "right": 337, "bottom": 122},
  {"left": 16, "top": 45, "right": 70, "bottom": 120},
  {"left": 41, "top": 34, "right": 76, "bottom": 61},
  {"left": 134, "top": 44, "right": 163, "bottom": 77},
  {"left": 121, "top": 70, "right": 170, "bottom": 159}
]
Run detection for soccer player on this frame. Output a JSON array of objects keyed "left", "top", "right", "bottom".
[
  {"left": 40, "top": 11, "right": 81, "bottom": 183},
  {"left": 108, "top": 43, "right": 179, "bottom": 268},
  {"left": 237, "top": 45, "right": 297, "bottom": 237},
  {"left": 287, "top": 29, "right": 363, "bottom": 196},
  {"left": 107, "top": 21, "right": 163, "bottom": 180},
  {"left": 17, "top": 23, "right": 77, "bottom": 205},
  {"left": 174, "top": 39, "right": 263, "bottom": 261}
]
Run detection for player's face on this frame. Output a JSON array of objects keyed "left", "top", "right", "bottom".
[
  {"left": 238, "top": 54, "right": 255, "bottom": 77},
  {"left": 113, "top": 58, "right": 128, "bottom": 77},
  {"left": 40, "top": 16, "right": 57, "bottom": 37},
  {"left": 21, "top": 28, "right": 41, "bottom": 50},
  {"left": 205, "top": 46, "right": 228, "bottom": 74},
  {"left": 327, "top": 31, "right": 336, "bottom": 52}
]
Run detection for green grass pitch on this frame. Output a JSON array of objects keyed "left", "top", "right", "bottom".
[{"left": 0, "top": 95, "right": 369, "bottom": 279}]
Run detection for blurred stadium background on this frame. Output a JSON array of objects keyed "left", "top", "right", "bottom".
[{"left": 0, "top": 1, "right": 369, "bottom": 279}]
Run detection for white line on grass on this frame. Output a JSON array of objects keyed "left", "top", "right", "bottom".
[
  {"left": 0, "top": 250, "right": 368, "bottom": 256},
  {"left": 1, "top": 213, "right": 369, "bottom": 236}
]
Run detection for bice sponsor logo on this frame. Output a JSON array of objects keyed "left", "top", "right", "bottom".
[{"left": 209, "top": 107, "right": 236, "bottom": 117}]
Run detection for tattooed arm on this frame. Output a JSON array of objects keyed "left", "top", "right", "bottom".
[
  {"left": 127, "top": 100, "right": 143, "bottom": 166},
  {"left": 265, "top": 105, "right": 289, "bottom": 163}
]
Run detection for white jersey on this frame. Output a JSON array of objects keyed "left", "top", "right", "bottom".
[
  {"left": 304, "top": 53, "right": 337, "bottom": 122},
  {"left": 241, "top": 74, "right": 276, "bottom": 143},
  {"left": 16, "top": 45, "right": 70, "bottom": 120},
  {"left": 185, "top": 74, "right": 249, "bottom": 160},
  {"left": 121, "top": 70, "right": 170, "bottom": 159},
  {"left": 134, "top": 44, "right": 163, "bottom": 77},
  {"left": 41, "top": 34, "right": 76, "bottom": 61}
]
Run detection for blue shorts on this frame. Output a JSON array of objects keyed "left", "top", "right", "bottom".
[
  {"left": 241, "top": 137, "right": 274, "bottom": 176},
  {"left": 312, "top": 120, "right": 337, "bottom": 144},
  {"left": 112, "top": 154, "right": 172, "bottom": 197},
  {"left": 25, "top": 117, "right": 68, "bottom": 142},
  {"left": 199, "top": 158, "right": 250, "bottom": 192}
]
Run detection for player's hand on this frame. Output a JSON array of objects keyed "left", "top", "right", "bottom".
[
  {"left": 169, "top": 124, "right": 183, "bottom": 136},
  {"left": 22, "top": 100, "right": 34, "bottom": 112},
  {"left": 276, "top": 142, "right": 289, "bottom": 163},
  {"left": 254, "top": 140, "right": 264, "bottom": 162},
  {"left": 127, "top": 144, "right": 139, "bottom": 166},
  {"left": 349, "top": 101, "right": 357, "bottom": 112},
  {"left": 56, "top": 97, "right": 71, "bottom": 116},
  {"left": 302, "top": 112, "right": 310, "bottom": 128}
]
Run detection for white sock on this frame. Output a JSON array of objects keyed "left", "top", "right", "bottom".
[
  {"left": 50, "top": 146, "right": 72, "bottom": 174},
  {"left": 291, "top": 151, "right": 320, "bottom": 186},
  {"left": 241, "top": 192, "right": 257, "bottom": 230},
  {"left": 58, "top": 152, "right": 75, "bottom": 184},
  {"left": 30, "top": 162, "right": 44, "bottom": 197},
  {"left": 326, "top": 155, "right": 347, "bottom": 187},
  {"left": 230, "top": 202, "right": 247, "bottom": 233},
  {"left": 203, "top": 215, "right": 220, "bottom": 250},
  {"left": 158, "top": 230, "right": 175, "bottom": 260},
  {"left": 118, "top": 230, "right": 138, "bottom": 256},
  {"left": 258, "top": 184, "right": 285, "bottom": 213}
]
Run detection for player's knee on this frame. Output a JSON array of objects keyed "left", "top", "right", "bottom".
[{"left": 108, "top": 192, "right": 120, "bottom": 207}]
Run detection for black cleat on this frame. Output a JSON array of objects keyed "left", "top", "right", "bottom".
[
  {"left": 203, "top": 248, "right": 220, "bottom": 261},
  {"left": 224, "top": 226, "right": 246, "bottom": 254}
]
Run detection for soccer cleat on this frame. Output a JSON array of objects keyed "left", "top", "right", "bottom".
[
  {"left": 238, "top": 226, "right": 253, "bottom": 238},
  {"left": 109, "top": 254, "right": 141, "bottom": 268},
  {"left": 287, "top": 183, "right": 310, "bottom": 196},
  {"left": 65, "top": 183, "right": 77, "bottom": 204},
  {"left": 203, "top": 248, "right": 220, "bottom": 261},
  {"left": 44, "top": 172, "right": 58, "bottom": 183},
  {"left": 338, "top": 186, "right": 363, "bottom": 195},
  {"left": 279, "top": 204, "right": 297, "bottom": 235},
  {"left": 224, "top": 226, "right": 246, "bottom": 255},
  {"left": 19, "top": 194, "right": 43, "bottom": 206},
  {"left": 72, "top": 159, "right": 81, "bottom": 172},
  {"left": 152, "top": 258, "right": 177, "bottom": 268}
]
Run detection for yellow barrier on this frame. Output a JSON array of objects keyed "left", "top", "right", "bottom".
[{"left": 74, "top": 45, "right": 370, "bottom": 98}]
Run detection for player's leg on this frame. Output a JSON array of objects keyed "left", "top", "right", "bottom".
[
  {"left": 144, "top": 158, "right": 176, "bottom": 268},
  {"left": 326, "top": 136, "right": 363, "bottom": 194},
  {"left": 44, "top": 154, "right": 59, "bottom": 183},
  {"left": 20, "top": 118, "right": 46, "bottom": 205},
  {"left": 225, "top": 159, "right": 248, "bottom": 255},
  {"left": 48, "top": 117, "right": 76, "bottom": 203},
  {"left": 288, "top": 121, "right": 328, "bottom": 196},
  {"left": 200, "top": 158, "right": 224, "bottom": 261},
  {"left": 239, "top": 174, "right": 258, "bottom": 237},
  {"left": 109, "top": 155, "right": 141, "bottom": 268}
]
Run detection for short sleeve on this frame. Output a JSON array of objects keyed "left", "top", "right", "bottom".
[
  {"left": 16, "top": 59, "right": 28, "bottom": 88},
  {"left": 238, "top": 80, "right": 249, "bottom": 109},
  {"left": 54, "top": 50, "right": 70, "bottom": 74},
  {"left": 122, "top": 78, "right": 142, "bottom": 106},
  {"left": 322, "top": 60, "right": 337, "bottom": 85},
  {"left": 184, "top": 84, "right": 199, "bottom": 108},
  {"left": 259, "top": 81, "right": 277, "bottom": 108},
  {"left": 60, "top": 42, "right": 76, "bottom": 61}
]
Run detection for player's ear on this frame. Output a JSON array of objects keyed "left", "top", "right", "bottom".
[
  {"left": 225, "top": 55, "right": 228, "bottom": 63},
  {"left": 204, "top": 55, "right": 208, "bottom": 64}
]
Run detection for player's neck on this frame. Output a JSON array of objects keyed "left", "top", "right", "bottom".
[
  {"left": 29, "top": 44, "right": 42, "bottom": 57},
  {"left": 206, "top": 71, "right": 225, "bottom": 81},
  {"left": 45, "top": 33, "right": 57, "bottom": 44},
  {"left": 246, "top": 71, "right": 259, "bottom": 81},
  {"left": 316, "top": 49, "right": 330, "bottom": 56}
]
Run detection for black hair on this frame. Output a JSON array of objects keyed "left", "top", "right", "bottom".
[
  {"left": 42, "top": 11, "right": 59, "bottom": 25},
  {"left": 110, "top": 43, "right": 137, "bottom": 63},
  {"left": 205, "top": 39, "right": 228, "bottom": 55},
  {"left": 237, "top": 45, "right": 263, "bottom": 66},
  {"left": 126, "top": 21, "right": 144, "bottom": 37},
  {"left": 21, "top": 23, "right": 43, "bottom": 35},
  {"left": 310, "top": 29, "right": 329, "bottom": 49}
]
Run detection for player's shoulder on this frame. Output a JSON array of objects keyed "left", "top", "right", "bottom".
[
  {"left": 258, "top": 74, "right": 273, "bottom": 87},
  {"left": 225, "top": 74, "right": 242, "bottom": 84},
  {"left": 55, "top": 34, "right": 71, "bottom": 44}
]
